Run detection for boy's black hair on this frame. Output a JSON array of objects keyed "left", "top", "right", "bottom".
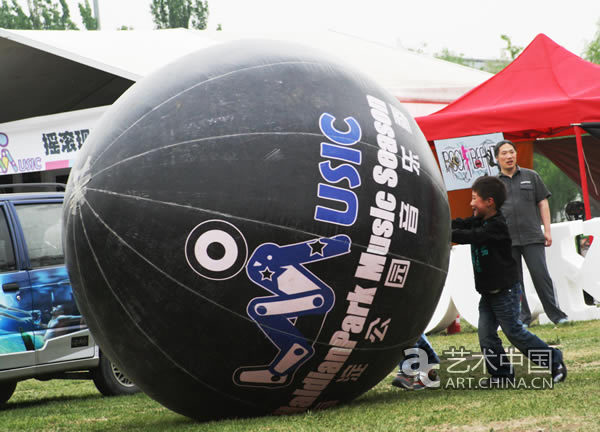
[
  {"left": 494, "top": 139, "right": 517, "bottom": 157},
  {"left": 472, "top": 176, "right": 507, "bottom": 209}
]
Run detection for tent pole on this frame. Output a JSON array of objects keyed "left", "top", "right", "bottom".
[{"left": 574, "top": 125, "right": 592, "bottom": 220}]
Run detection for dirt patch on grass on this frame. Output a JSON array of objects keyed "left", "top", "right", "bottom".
[
  {"left": 565, "top": 347, "right": 600, "bottom": 358},
  {"left": 567, "top": 359, "right": 600, "bottom": 371},
  {"left": 426, "top": 415, "right": 592, "bottom": 431}
]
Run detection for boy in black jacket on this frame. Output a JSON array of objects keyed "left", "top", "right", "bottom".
[{"left": 452, "top": 176, "right": 566, "bottom": 386}]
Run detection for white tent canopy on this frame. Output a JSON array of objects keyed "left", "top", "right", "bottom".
[{"left": 0, "top": 28, "right": 492, "bottom": 123}]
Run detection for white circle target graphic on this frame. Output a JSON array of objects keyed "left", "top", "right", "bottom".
[
  {"left": 194, "top": 230, "right": 239, "bottom": 272},
  {"left": 185, "top": 220, "right": 248, "bottom": 280}
]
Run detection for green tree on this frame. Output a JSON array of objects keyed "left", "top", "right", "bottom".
[
  {"left": 434, "top": 48, "right": 470, "bottom": 66},
  {"left": 0, "top": 0, "right": 32, "bottom": 28},
  {"left": 433, "top": 48, "right": 509, "bottom": 74},
  {"left": 479, "top": 34, "right": 523, "bottom": 73},
  {"left": 500, "top": 34, "right": 523, "bottom": 60},
  {"left": 29, "top": 0, "right": 78, "bottom": 29},
  {"left": 78, "top": 0, "right": 97, "bottom": 30},
  {"left": 434, "top": 34, "right": 524, "bottom": 74},
  {"left": 0, "top": 0, "right": 78, "bottom": 29},
  {"left": 583, "top": 19, "right": 600, "bottom": 64},
  {"left": 481, "top": 59, "right": 509, "bottom": 74},
  {"left": 150, "top": 0, "right": 209, "bottom": 30}
]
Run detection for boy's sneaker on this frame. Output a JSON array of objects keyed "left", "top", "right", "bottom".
[
  {"left": 391, "top": 372, "right": 414, "bottom": 390},
  {"left": 412, "top": 376, "right": 427, "bottom": 391},
  {"left": 552, "top": 361, "right": 567, "bottom": 383}
]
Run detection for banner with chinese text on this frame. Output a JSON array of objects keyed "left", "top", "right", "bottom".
[{"left": 0, "top": 106, "right": 106, "bottom": 176}]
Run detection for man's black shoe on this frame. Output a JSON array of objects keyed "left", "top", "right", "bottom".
[{"left": 552, "top": 361, "right": 567, "bottom": 383}]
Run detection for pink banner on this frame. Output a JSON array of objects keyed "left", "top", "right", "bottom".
[{"left": 45, "top": 160, "right": 70, "bottom": 170}]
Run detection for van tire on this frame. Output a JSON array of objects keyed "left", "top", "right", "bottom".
[
  {"left": 92, "top": 353, "right": 139, "bottom": 396},
  {"left": 0, "top": 381, "right": 17, "bottom": 406}
]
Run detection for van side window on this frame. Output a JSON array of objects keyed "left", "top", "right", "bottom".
[
  {"left": 0, "top": 208, "right": 16, "bottom": 272},
  {"left": 14, "top": 203, "right": 64, "bottom": 268}
]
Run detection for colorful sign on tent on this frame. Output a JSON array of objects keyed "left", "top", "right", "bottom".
[
  {"left": 434, "top": 132, "right": 503, "bottom": 191},
  {"left": 0, "top": 106, "right": 106, "bottom": 176}
]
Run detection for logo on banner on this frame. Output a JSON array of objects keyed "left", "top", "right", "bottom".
[
  {"left": 0, "top": 132, "right": 43, "bottom": 174},
  {"left": 0, "top": 133, "right": 17, "bottom": 174},
  {"left": 434, "top": 133, "right": 503, "bottom": 191}
]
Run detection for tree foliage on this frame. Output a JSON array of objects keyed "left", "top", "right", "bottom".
[
  {"left": 0, "top": 0, "right": 30, "bottom": 28},
  {"left": 78, "top": 0, "right": 97, "bottom": 30},
  {"left": 0, "top": 0, "right": 79, "bottom": 29},
  {"left": 434, "top": 34, "right": 524, "bottom": 74},
  {"left": 434, "top": 48, "right": 470, "bottom": 66},
  {"left": 500, "top": 34, "right": 523, "bottom": 60},
  {"left": 481, "top": 59, "right": 509, "bottom": 74},
  {"left": 583, "top": 19, "right": 600, "bottom": 64},
  {"left": 480, "top": 34, "right": 523, "bottom": 73},
  {"left": 150, "top": 0, "right": 209, "bottom": 30}
]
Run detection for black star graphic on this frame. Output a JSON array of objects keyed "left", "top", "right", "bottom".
[
  {"left": 308, "top": 239, "right": 326, "bottom": 256},
  {"left": 260, "top": 267, "right": 274, "bottom": 280}
]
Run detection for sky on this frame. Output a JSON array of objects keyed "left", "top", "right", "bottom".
[{"left": 63, "top": 0, "right": 600, "bottom": 59}]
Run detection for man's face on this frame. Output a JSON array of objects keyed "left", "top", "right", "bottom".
[
  {"left": 497, "top": 143, "right": 517, "bottom": 170},
  {"left": 470, "top": 191, "right": 494, "bottom": 219}
]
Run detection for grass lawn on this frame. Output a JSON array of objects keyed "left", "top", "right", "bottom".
[{"left": 2, "top": 319, "right": 599, "bottom": 431}]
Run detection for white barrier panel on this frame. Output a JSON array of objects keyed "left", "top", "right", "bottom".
[
  {"left": 580, "top": 218, "right": 600, "bottom": 300},
  {"left": 541, "top": 219, "right": 600, "bottom": 324},
  {"left": 425, "top": 284, "right": 458, "bottom": 334},
  {"left": 444, "top": 245, "right": 479, "bottom": 328},
  {"left": 439, "top": 246, "right": 542, "bottom": 328},
  {"left": 429, "top": 218, "right": 600, "bottom": 331}
]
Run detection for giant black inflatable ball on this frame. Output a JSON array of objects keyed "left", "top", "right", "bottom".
[{"left": 64, "top": 40, "right": 450, "bottom": 421}]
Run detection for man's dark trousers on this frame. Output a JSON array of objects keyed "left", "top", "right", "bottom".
[{"left": 512, "top": 244, "right": 567, "bottom": 325}]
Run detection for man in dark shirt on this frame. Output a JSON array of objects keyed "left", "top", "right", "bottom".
[
  {"left": 495, "top": 140, "right": 568, "bottom": 326},
  {"left": 452, "top": 176, "right": 566, "bottom": 385}
]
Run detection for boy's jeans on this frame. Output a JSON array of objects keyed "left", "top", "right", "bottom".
[
  {"left": 416, "top": 334, "right": 440, "bottom": 365},
  {"left": 397, "top": 333, "right": 440, "bottom": 374},
  {"left": 478, "top": 282, "right": 563, "bottom": 377}
]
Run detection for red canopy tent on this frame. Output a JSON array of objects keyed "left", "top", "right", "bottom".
[{"left": 415, "top": 33, "right": 600, "bottom": 219}]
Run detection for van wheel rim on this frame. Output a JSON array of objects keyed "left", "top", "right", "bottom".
[{"left": 111, "top": 363, "right": 135, "bottom": 387}]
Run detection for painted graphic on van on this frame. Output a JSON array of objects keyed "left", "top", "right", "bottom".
[{"left": 0, "top": 267, "right": 84, "bottom": 354}]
